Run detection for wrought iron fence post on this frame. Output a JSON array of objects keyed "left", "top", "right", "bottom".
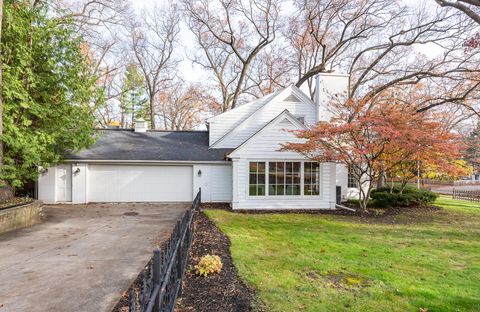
[
  {"left": 129, "top": 288, "right": 136, "bottom": 312},
  {"left": 153, "top": 248, "right": 161, "bottom": 312},
  {"left": 175, "top": 220, "right": 183, "bottom": 298}
]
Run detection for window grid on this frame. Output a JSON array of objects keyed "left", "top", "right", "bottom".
[
  {"left": 249, "top": 162, "right": 266, "bottom": 196},
  {"left": 268, "top": 162, "right": 301, "bottom": 196},
  {"left": 347, "top": 165, "right": 359, "bottom": 188},
  {"left": 304, "top": 162, "right": 320, "bottom": 195}
]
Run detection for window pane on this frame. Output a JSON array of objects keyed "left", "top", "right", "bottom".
[
  {"left": 258, "top": 174, "right": 265, "bottom": 184},
  {"left": 249, "top": 162, "right": 257, "bottom": 173},
  {"left": 286, "top": 162, "right": 292, "bottom": 173},
  {"left": 249, "top": 185, "right": 257, "bottom": 196},
  {"left": 276, "top": 185, "right": 284, "bottom": 195},
  {"left": 277, "top": 162, "right": 284, "bottom": 172},
  {"left": 269, "top": 185, "right": 276, "bottom": 195},
  {"left": 286, "top": 174, "right": 292, "bottom": 184},
  {"left": 258, "top": 185, "right": 265, "bottom": 196},
  {"left": 305, "top": 174, "right": 311, "bottom": 184},
  {"left": 293, "top": 185, "right": 301, "bottom": 195},
  {"left": 258, "top": 162, "right": 265, "bottom": 173},
  {"left": 249, "top": 174, "right": 256, "bottom": 184},
  {"left": 286, "top": 185, "right": 293, "bottom": 195},
  {"left": 276, "top": 172, "right": 284, "bottom": 184},
  {"left": 269, "top": 162, "right": 276, "bottom": 172},
  {"left": 294, "top": 175, "right": 300, "bottom": 184},
  {"left": 293, "top": 162, "right": 300, "bottom": 173}
]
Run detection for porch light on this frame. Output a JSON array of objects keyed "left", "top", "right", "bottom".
[
  {"left": 73, "top": 168, "right": 81, "bottom": 175},
  {"left": 197, "top": 169, "right": 202, "bottom": 177}
]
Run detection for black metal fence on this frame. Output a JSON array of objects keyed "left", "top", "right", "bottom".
[
  {"left": 452, "top": 189, "right": 480, "bottom": 203},
  {"left": 129, "top": 189, "right": 201, "bottom": 312}
]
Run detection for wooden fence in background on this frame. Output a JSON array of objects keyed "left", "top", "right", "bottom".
[{"left": 452, "top": 189, "right": 480, "bottom": 202}]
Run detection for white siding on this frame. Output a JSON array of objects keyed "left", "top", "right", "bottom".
[
  {"left": 210, "top": 165, "right": 232, "bottom": 201},
  {"left": 214, "top": 99, "right": 315, "bottom": 148},
  {"left": 230, "top": 115, "right": 336, "bottom": 210},
  {"left": 72, "top": 163, "right": 88, "bottom": 204},
  {"left": 56, "top": 164, "right": 72, "bottom": 202},
  {"left": 38, "top": 166, "right": 56, "bottom": 204},
  {"left": 208, "top": 93, "right": 277, "bottom": 145},
  {"left": 193, "top": 164, "right": 232, "bottom": 202}
]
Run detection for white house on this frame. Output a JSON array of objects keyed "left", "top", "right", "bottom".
[{"left": 38, "top": 73, "right": 359, "bottom": 209}]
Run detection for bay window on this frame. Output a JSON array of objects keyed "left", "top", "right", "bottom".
[{"left": 248, "top": 161, "right": 320, "bottom": 196}]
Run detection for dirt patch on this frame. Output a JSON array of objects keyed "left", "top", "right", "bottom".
[
  {"left": 123, "top": 211, "right": 139, "bottom": 216},
  {"left": 306, "top": 271, "right": 370, "bottom": 290},
  {"left": 176, "top": 212, "right": 258, "bottom": 312}
]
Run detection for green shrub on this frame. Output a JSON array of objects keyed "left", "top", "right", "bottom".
[
  {"left": 370, "top": 186, "right": 437, "bottom": 208},
  {"left": 195, "top": 255, "right": 223, "bottom": 277}
]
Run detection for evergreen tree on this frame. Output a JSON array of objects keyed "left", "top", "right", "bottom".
[
  {"left": 119, "top": 62, "right": 147, "bottom": 128},
  {"left": 1, "top": 0, "right": 101, "bottom": 188}
]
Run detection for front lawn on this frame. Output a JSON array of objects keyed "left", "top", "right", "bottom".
[{"left": 205, "top": 197, "right": 480, "bottom": 312}]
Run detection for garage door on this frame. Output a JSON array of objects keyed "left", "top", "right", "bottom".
[{"left": 87, "top": 165, "right": 193, "bottom": 202}]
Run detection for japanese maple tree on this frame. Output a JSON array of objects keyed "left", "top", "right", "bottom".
[{"left": 283, "top": 95, "right": 462, "bottom": 213}]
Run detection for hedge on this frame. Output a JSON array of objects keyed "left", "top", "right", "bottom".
[{"left": 370, "top": 186, "right": 438, "bottom": 208}]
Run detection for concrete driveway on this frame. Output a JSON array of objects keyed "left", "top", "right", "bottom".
[{"left": 0, "top": 202, "right": 189, "bottom": 312}]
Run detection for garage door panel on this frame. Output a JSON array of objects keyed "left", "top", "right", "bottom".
[{"left": 88, "top": 165, "right": 193, "bottom": 202}]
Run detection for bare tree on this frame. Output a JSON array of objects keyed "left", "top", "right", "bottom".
[
  {"left": 435, "top": 0, "right": 480, "bottom": 24},
  {"left": 50, "top": 0, "right": 131, "bottom": 126},
  {"left": 158, "top": 82, "right": 212, "bottom": 130},
  {"left": 129, "top": 4, "right": 180, "bottom": 129},
  {"left": 289, "top": 0, "right": 480, "bottom": 112},
  {"left": 183, "top": 0, "right": 281, "bottom": 111},
  {"left": 244, "top": 44, "right": 293, "bottom": 97}
]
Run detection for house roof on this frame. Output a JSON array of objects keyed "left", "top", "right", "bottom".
[
  {"left": 66, "top": 129, "right": 233, "bottom": 162},
  {"left": 210, "top": 85, "right": 314, "bottom": 148}
]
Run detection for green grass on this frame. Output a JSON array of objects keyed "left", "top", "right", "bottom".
[{"left": 205, "top": 197, "right": 480, "bottom": 312}]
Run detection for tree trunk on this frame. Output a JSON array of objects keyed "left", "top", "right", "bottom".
[
  {"left": 149, "top": 97, "right": 155, "bottom": 129},
  {"left": 377, "top": 170, "right": 386, "bottom": 188}
]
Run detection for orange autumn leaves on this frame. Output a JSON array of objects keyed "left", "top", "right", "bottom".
[{"left": 284, "top": 95, "right": 464, "bottom": 182}]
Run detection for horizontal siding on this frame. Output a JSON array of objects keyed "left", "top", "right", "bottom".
[
  {"left": 230, "top": 115, "right": 337, "bottom": 210},
  {"left": 215, "top": 100, "right": 316, "bottom": 148},
  {"left": 210, "top": 165, "right": 232, "bottom": 202},
  {"left": 232, "top": 118, "right": 306, "bottom": 159},
  {"left": 209, "top": 94, "right": 276, "bottom": 145}
]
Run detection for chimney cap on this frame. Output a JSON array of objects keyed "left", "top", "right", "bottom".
[{"left": 134, "top": 118, "right": 148, "bottom": 132}]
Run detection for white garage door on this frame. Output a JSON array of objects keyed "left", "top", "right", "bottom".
[{"left": 88, "top": 165, "right": 193, "bottom": 202}]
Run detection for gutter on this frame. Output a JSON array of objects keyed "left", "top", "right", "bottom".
[{"left": 63, "top": 159, "right": 232, "bottom": 165}]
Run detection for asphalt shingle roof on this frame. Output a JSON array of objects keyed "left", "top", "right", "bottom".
[{"left": 66, "top": 129, "right": 233, "bottom": 161}]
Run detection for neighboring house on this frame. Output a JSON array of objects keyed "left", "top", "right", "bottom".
[{"left": 38, "top": 73, "right": 359, "bottom": 209}]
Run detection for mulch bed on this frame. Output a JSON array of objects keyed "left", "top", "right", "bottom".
[
  {"left": 112, "top": 210, "right": 258, "bottom": 312},
  {"left": 175, "top": 211, "right": 257, "bottom": 312}
]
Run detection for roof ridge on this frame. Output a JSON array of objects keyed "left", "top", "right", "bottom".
[{"left": 94, "top": 128, "right": 208, "bottom": 133}]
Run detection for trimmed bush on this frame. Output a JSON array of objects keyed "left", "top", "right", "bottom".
[
  {"left": 195, "top": 255, "right": 223, "bottom": 277},
  {"left": 370, "top": 186, "right": 437, "bottom": 208}
]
